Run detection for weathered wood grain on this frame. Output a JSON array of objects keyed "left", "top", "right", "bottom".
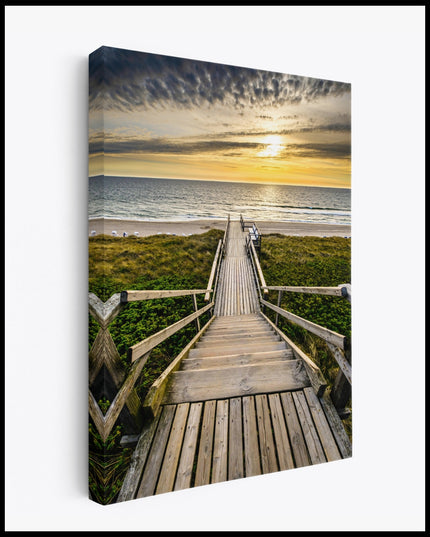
[
  {"left": 303, "top": 387, "right": 341, "bottom": 462},
  {"left": 156, "top": 403, "right": 190, "bottom": 495},
  {"left": 164, "top": 360, "right": 310, "bottom": 404},
  {"left": 211, "top": 399, "right": 229, "bottom": 484},
  {"left": 255, "top": 394, "right": 278, "bottom": 474},
  {"left": 228, "top": 397, "right": 244, "bottom": 480},
  {"left": 319, "top": 391, "right": 352, "bottom": 459},
  {"left": 194, "top": 400, "right": 216, "bottom": 487},
  {"left": 264, "top": 286, "right": 345, "bottom": 297},
  {"left": 280, "top": 392, "right": 310, "bottom": 468},
  {"left": 268, "top": 393, "right": 295, "bottom": 471},
  {"left": 122, "top": 289, "right": 210, "bottom": 302},
  {"left": 174, "top": 402, "right": 203, "bottom": 491},
  {"left": 242, "top": 396, "right": 261, "bottom": 477},
  {"left": 117, "top": 412, "right": 161, "bottom": 502},
  {"left": 136, "top": 405, "right": 176, "bottom": 498},
  {"left": 205, "top": 239, "right": 222, "bottom": 301},
  {"left": 292, "top": 391, "right": 326, "bottom": 465}
]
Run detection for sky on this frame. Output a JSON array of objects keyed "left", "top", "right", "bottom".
[{"left": 89, "top": 46, "right": 351, "bottom": 188}]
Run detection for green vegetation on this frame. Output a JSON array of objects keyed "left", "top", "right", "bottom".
[{"left": 88, "top": 229, "right": 352, "bottom": 503}]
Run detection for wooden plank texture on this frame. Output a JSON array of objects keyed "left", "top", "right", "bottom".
[
  {"left": 255, "top": 394, "right": 278, "bottom": 474},
  {"left": 164, "top": 360, "right": 310, "bottom": 404},
  {"left": 136, "top": 405, "right": 176, "bottom": 498},
  {"left": 292, "top": 391, "right": 326, "bottom": 465},
  {"left": 280, "top": 391, "right": 310, "bottom": 468},
  {"left": 211, "top": 399, "right": 229, "bottom": 484},
  {"left": 268, "top": 393, "right": 295, "bottom": 471},
  {"left": 194, "top": 400, "right": 216, "bottom": 487},
  {"left": 174, "top": 402, "right": 203, "bottom": 491},
  {"left": 156, "top": 403, "right": 190, "bottom": 495},
  {"left": 303, "top": 387, "right": 342, "bottom": 462},
  {"left": 117, "top": 412, "right": 161, "bottom": 502},
  {"left": 242, "top": 396, "right": 261, "bottom": 477},
  {"left": 228, "top": 398, "right": 244, "bottom": 480}
]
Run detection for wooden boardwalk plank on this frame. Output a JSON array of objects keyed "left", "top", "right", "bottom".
[
  {"left": 242, "top": 396, "right": 261, "bottom": 477},
  {"left": 181, "top": 349, "right": 293, "bottom": 371},
  {"left": 255, "top": 394, "right": 278, "bottom": 474},
  {"left": 280, "top": 391, "right": 310, "bottom": 468},
  {"left": 211, "top": 399, "right": 229, "bottom": 484},
  {"left": 164, "top": 360, "right": 310, "bottom": 404},
  {"left": 136, "top": 405, "right": 176, "bottom": 498},
  {"left": 156, "top": 403, "right": 190, "bottom": 495},
  {"left": 117, "top": 411, "right": 161, "bottom": 502},
  {"left": 319, "top": 392, "right": 352, "bottom": 459},
  {"left": 194, "top": 400, "right": 217, "bottom": 487},
  {"left": 228, "top": 397, "right": 244, "bottom": 480},
  {"left": 292, "top": 390, "right": 326, "bottom": 465},
  {"left": 174, "top": 402, "right": 203, "bottom": 491},
  {"left": 303, "top": 387, "right": 342, "bottom": 462},
  {"left": 268, "top": 393, "right": 295, "bottom": 471}
]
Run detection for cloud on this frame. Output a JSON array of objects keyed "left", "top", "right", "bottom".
[
  {"left": 89, "top": 131, "right": 350, "bottom": 161},
  {"left": 89, "top": 46, "right": 351, "bottom": 113}
]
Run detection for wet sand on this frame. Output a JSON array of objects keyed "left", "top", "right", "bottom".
[{"left": 89, "top": 218, "right": 351, "bottom": 238}]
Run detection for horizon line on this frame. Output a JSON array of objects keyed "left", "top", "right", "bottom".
[{"left": 88, "top": 174, "right": 351, "bottom": 189}]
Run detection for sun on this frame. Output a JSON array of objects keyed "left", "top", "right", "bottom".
[{"left": 258, "top": 135, "right": 283, "bottom": 157}]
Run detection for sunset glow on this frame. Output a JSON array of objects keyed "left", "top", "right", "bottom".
[{"left": 89, "top": 47, "right": 351, "bottom": 187}]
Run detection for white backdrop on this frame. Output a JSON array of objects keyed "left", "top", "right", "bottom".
[{"left": 5, "top": 6, "right": 425, "bottom": 531}]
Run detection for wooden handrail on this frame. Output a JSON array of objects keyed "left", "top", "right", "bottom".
[
  {"left": 263, "top": 285, "right": 348, "bottom": 297},
  {"left": 260, "top": 311, "right": 327, "bottom": 397},
  {"left": 128, "top": 301, "right": 214, "bottom": 363},
  {"left": 205, "top": 239, "right": 222, "bottom": 301},
  {"left": 142, "top": 316, "right": 216, "bottom": 420},
  {"left": 248, "top": 237, "right": 268, "bottom": 294},
  {"left": 260, "top": 298, "right": 346, "bottom": 350},
  {"left": 121, "top": 289, "right": 211, "bottom": 302}
]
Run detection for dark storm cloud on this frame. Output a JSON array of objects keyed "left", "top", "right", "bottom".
[
  {"left": 278, "top": 142, "right": 351, "bottom": 160},
  {"left": 89, "top": 132, "right": 350, "bottom": 160},
  {"left": 89, "top": 46, "right": 351, "bottom": 112},
  {"left": 89, "top": 132, "right": 263, "bottom": 155}
]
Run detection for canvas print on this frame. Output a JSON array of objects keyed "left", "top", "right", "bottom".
[{"left": 88, "top": 46, "right": 352, "bottom": 505}]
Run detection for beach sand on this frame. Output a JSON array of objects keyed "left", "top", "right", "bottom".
[{"left": 89, "top": 218, "right": 351, "bottom": 238}]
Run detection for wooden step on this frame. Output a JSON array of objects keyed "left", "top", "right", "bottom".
[
  {"left": 202, "top": 330, "right": 275, "bottom": 341},
  {"left": 211, "top": 317, "right": 262, "bottom": 326},
  {"left": 181, "top": 349, "right": 294, "bottom": 371},
  {"left": 163, "top": 359, "right": 310, "bottom": 404},
  {"left": 212, "top": 316, "right": 263, "bottom": 323},
  {"left": 205, "top": 325, "right": 274, "bottom": 336},
  {"left": 195, "top": 335, "right": 281, "bottom": 350},
  {"left": 188, "top": 341, "right": 287, "bottom": 358},
  {"left": 197, "top": 334, "right": 280, "bottom": 347}
]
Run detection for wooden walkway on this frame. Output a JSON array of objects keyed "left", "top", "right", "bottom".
[
  {"left": 214, "top": 221, "right": 259, "bottom": 316},
  {"left": 118, "top": 220, "right": 352, "bottom": 502}
]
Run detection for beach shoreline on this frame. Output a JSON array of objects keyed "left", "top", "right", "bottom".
[{"left": 88, "top": 218, "right": 351, "bottom": 238}]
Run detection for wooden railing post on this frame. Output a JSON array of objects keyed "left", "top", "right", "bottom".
[
  {"left": 275, "top": 290, "right": 283, "bottom": 326},
  {"left": 192, "top": 294, "right": 200, "bottom": 333},
  {"left": 328, "top": 344, "right": 352, "bottom": 418}
]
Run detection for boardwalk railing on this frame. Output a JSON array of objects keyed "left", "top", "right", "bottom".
[
  {"left": 89, "top": 288, "right": 214, "bottom": 442},
  {"left": 241, "top": 213, "right": 261, "bottom": 255},
  {"left": 89, "top": 224, "right": 228, "bottom": 441},
  {"left": 245, "top": 233, "right": 352, "bottom": 417}
]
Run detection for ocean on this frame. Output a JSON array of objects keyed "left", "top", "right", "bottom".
[{"left": 88, "top": 176, "right": 351, "bottom": 225}]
